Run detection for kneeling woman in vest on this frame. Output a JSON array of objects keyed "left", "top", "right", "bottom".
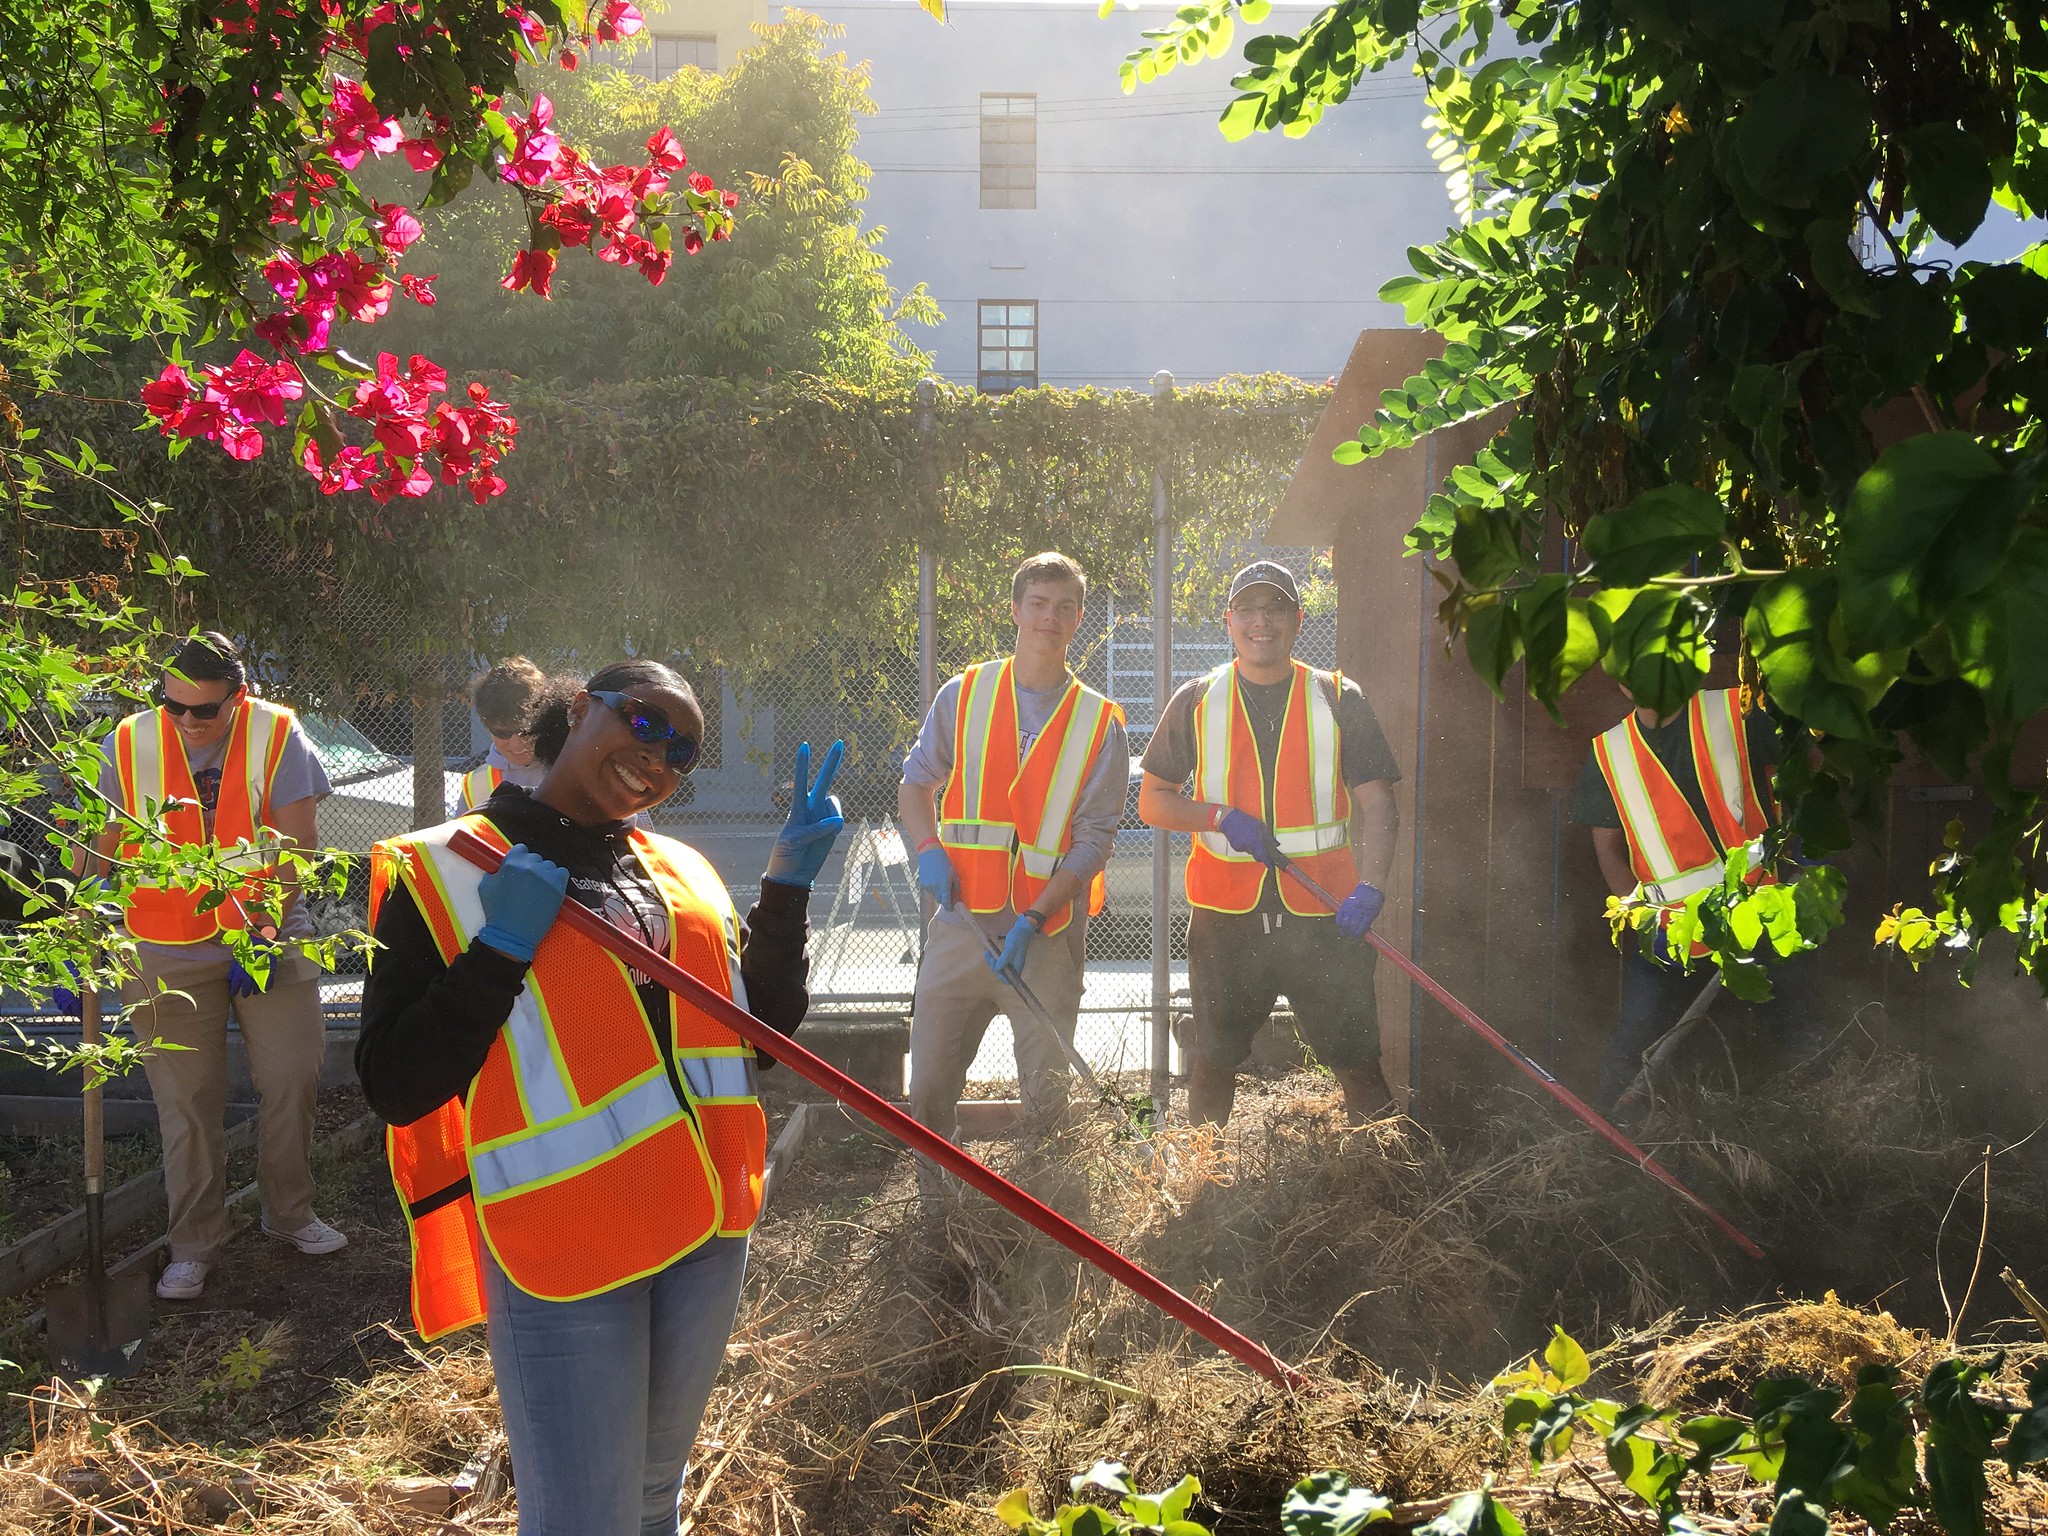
[{"left": 356, "top": 659, "right": 843, "bottom": 1536}]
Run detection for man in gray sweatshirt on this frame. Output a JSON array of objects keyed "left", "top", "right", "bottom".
[{"left": 898, "top": 552, "right": 1129, "bottom": 1190}]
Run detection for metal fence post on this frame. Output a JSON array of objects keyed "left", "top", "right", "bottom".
[
  {"left": 1150, "top": 369, "right": 1174, "bottom": 1118},
  {"left": 915, "top": 376, "right": 939, "bottom": 713}
]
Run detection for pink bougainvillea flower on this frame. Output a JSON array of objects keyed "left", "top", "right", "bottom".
[
  {"left": 468, "top": 470, "right": 509, "bottom": 503},
  {"left": 682, "top": 227, "right": 703, "bottom": 254},
  {"left": 399, "top": 272, "right": 438, "bottom": 305},
  {"left": 538, "top": 200, "right": 598, "bottom": 247},
  {"left": 721, "top": 189, "right": 739, "bottom": 210},
  {"left": 203, "top": 349, "right": 304, "bottom": 427},
  {"left": 687, "top": 171, "right": 715, "bottom": 195},
  {"left": 324, "top": 78, "right": 403, "bottom": 169},
  {"left": 216, "top": 419, "right": 265, "bottom": 460},
  {"left": 400, "top": 135, "right": 443, "bottom": 172},
  {"left": 506, "top": 4, "right": 547, "bottom": 47},
  {"left": 304, "top": 441, "right": 382, "bottom": 495},
  {"left": 140, "top": 364, "right": 194, "bottom": 426},
  {"left": 263, "top": 254, "right": 302, "bottom": 300},
  {"left": 645, "top": 126, "right": 686, "bottom": 171},
  {"left": 375, "top": 202, "right": 424, "bottom": 255},
  {"left": 594, "top": 0, "right": 643, "bottom": 41},
  {"left": 500, "top": 247, "right": 557, "bottom": 298}
]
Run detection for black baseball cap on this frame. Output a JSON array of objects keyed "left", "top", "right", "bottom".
[{"left": 1226, "top": 560, "right": 1301, "bottom": 607}]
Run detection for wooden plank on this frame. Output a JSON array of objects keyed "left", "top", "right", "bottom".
[{"left": 0, "top": 1108, "right": 258, "bottom": 1298}]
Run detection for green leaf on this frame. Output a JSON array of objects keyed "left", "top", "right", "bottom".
[
  {"left": 1464, "top": 597, "right": 1523, "bottom": 694},
  {"left": 1766, "top": 1490, "right": 1830, "bottom": 1536},
  {"left": 1744, "top": 574, "right": 1873, "bottom": 741},
  {"left": 1837, "top": 433, "right": 2023, "bottom": 653},
  {"left": 1450, "top": 503, "right": 1526, "bottom": 589},
  {"left": 1543, "top": 1327, "right": 1591, "bottom": 1389},
  {"left": 1923, "top": 1358, "right": 2007, "bottom": 1536},
  {"left": 1519, "top": 575, "right": 1605, "bottom": 703},
  {"left": 1734, "top": 70, "right": 1873, "bottom": 207},
  {"left": 1073, "top": 1462, "right": 1136, "bottom": 1500},
  {"left": 1905, "top": 123, "right": 1993, "bottom": 245},
  {"left": 1946, "top": 526, "right": 2048, "bottom": 724},
  {"left": 2003, "top": 1362, "right": 2048, "bottom": 1472},
  {"left": 1282, "top": 1472, "right": 1392, "bottom": 1536},
  {"left": 996, "top": 1489, "right": 1035, "bottom": 1529},
  {"left": 1417, "top": 1491, "right": 1525, "bottom": 1536},
  {"left": 1579, "top": 484, "right": 1729, "bottom": 585},
  {"left": 1603, "top": 587, "right": 1710, "bottom": 718}
]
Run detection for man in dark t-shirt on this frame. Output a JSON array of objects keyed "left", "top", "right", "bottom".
[
  {"left": 1572, "top": 689, "right": 1824, "bottom": 1109},
  {"left": 1140, "top": 561, "right": 1402, "bottom": 1124}
]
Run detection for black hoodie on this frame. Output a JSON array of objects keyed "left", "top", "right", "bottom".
[{"left": 355, "top": 785, "right": 811, "bottom": 1128}]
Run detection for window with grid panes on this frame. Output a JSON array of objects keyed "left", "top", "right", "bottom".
[
  {"left": 977, "top": 301, "right": 1038, "bottom": 393},
  {"left": 616, "top": 34, "right": 718, "bottom": 79},
  {"left": 979, "top": 94, "right": 1036, "bottom": 209}
]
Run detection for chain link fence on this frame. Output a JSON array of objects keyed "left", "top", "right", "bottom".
[{"left": 238, "top": 535, "right": 1334, "bottom": 1091}]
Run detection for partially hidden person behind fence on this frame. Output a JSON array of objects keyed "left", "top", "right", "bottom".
[
  {"left": 899, "top": 551, "right": 1130, "bottom": 1195},
  {"left": 355, "top": 658, "right": 845, "bottom": 1536},
  {"left": 1138, "top": 561, "right": 1402, "bottom": 1127},
  {"left": 1575, "top": 674, "right": 1824, "bottom": 1114},
  {"left": 88, "top": 631, "right": 347, "bottom": 1302},
  {"left": 459, "top": 655, "right": 549, "bottom": 812}
]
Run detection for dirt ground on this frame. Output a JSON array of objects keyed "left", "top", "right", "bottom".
[{"left": 1, "top": 1050, "right": 2044, "bottom": 1533}]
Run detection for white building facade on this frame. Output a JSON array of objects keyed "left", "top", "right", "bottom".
[{"left": 638, "top": 0, "right": 1454, "bottom": 390}]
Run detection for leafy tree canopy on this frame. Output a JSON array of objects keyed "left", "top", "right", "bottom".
[
  {"left": 378, "top": 12, "right": 940, "bottom": 386},
  {"left": 1115, "top": 0, "right": 2048, "bottom": 989}
]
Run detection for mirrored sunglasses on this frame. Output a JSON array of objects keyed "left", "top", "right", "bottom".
[{"left": 588, "top": 689, "right": 700, "bottom": 772}]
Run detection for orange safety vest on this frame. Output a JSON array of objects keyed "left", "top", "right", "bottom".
[
  {"left": 368, "top": 815, "right": 764, "bottom": 1340},
  {"left": 1591, "top": 688, "right": 1775, "bottom": 922},
  {"left": 1185, "top": 660, "right": 1354, "bottom": 916},
  {"left": 458, "top": 764, "right": 502, "bottom": 812},
  {"left": 110, "top": 699, "right": 295, "bottom": 945},
  {"left": 936, "top": 659, "right": 1121, "bottom": 936}
]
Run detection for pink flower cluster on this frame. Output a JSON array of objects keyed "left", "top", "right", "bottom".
[
  {"left": 132, "top": 3, "right": 716, "bottom": 507},
  {"left": 301, "top": 354, "right": 520, "bottom": 505},
  {"left": 141, "top": 353, "right": 304, "bottom": 462},
  {"left": 500, "top": 108, "right": 737, "bottom": 292}
]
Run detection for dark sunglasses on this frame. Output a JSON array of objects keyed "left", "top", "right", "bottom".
[
  {"left": 588, "top": 689, "right": 700, "bottom": 772},
  {"left": 486, "top": 724, "right": 534, "bottom": 742},
  {"left": 157, "top": 694, "right": 232, "bottom": 720}
]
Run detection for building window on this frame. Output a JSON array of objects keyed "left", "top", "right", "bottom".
[
  {"left": 616, "top": 33, "right": 718, "bottom": 79},
  {"left": 979, "top": 93, "right": 1037, "bottom": 209},
  {"left": 978, "top": 301, "right": 1038, "bottom": 392}
]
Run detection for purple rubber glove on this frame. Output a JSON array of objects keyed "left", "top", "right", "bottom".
[
  {"left": 49, "top": 961, "right": 83, "bottom": 1019},
  {"left": 1216, "top": 808, "right": 1281, "bottom": 867},
  {"left": 227, "top": 935, "right": 278, "bottom": 999},
  {"left": 1335, "top": 882, "right": 1385, "bottom": 940}
]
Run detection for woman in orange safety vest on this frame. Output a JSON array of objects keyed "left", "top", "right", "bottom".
[{"left": 356, "top": 659, "right": 844, "bottom": 1536}]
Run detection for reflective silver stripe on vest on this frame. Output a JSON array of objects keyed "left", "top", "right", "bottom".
[
  {"left": 1637, "top": 862, "right": 1725, "bottom": 907},
  {"left": 1194, "top": 666, "right": 1240, "bottom": 860},
  {"left": 1017, "top": 689, "right": 1109, "bottom": 876},
  {"left": 680, "top": 1054, "right": 756, "bottom": 1101},
  {"left": 416, "top": 825, "right": 581, "bottom": 1128},
  {"left": 955, "top": 661, "right": 1003, "bottom": 823},
  {"left": 470, "top": 1070, "right": 682, "bottom": 1200},
  {"left": 936, "top": 822, "right": 1013, "bottom": 847},
  {"left": 1694, "top": 690, "right": 1748, "bottom": 834}
]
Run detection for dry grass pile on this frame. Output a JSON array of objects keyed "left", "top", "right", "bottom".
[{"left": 3, "top": 1049, "right": 2044, "bottom": 1534}]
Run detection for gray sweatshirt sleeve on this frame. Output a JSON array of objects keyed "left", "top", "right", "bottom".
[
  {"left": 899, "top": 677, "right": 961, "bottom": 790},
  {"left": 1058, "top": 716, "right": 1130, "bottom": 883}
]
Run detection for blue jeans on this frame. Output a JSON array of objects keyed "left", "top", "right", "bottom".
[
  {"left": 1600, "top": 947, "right": 1827, "bottom": 1108},
  {"left": 484, "top": 1235, "right": 750, "bottom": 1536}
]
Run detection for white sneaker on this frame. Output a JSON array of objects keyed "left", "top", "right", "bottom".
[
  {"left": 156, "top": 1260, "right": 209, "bottom": 1300},
  {"left": 262, "top": 1215, "right": 348, "bottom": 1255}
]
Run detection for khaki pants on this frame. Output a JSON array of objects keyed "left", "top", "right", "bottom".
[
  {"left": 123, "top": 948, "right": 325, "bottom": 1265},
  {"left": 908, "top": 917, "right": 1085, "bottom": 1194}
]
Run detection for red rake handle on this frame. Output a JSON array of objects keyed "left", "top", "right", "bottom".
[
  {"left": 448, "top": 829, "right": 1308, "bottom": 1389},
  {"left": 1275, "top": 857, "right": 1766, "bottom": 1262}
]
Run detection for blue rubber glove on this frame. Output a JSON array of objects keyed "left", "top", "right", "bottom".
[
  {"left": 1217, "top": 808, "right": 1281, "bottom": 867},
  {"left": 477, "top": 844, "right": 570, "bottom": 964},
  {"left": 227, "top": 936, "right": 276, "bottom": 999},
  {"left": 916, "top": 845, "right": 959, "bottom": 910},
  {"left": 988, "top": 913, "right": 1037, "bottom": 979},
  {"left": 765, "top": 740, "right": 846, "bottom": 890},
  {"left": 1335, "top": 881, "right": 1385, "bottom": 940}
]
